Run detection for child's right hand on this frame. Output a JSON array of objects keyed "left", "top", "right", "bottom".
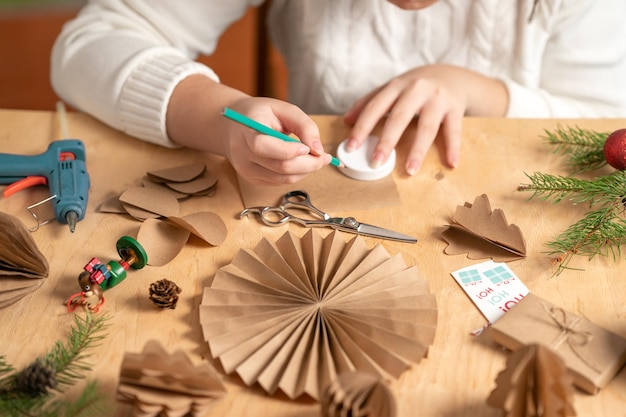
[{"left": 223, "top": 97, "right": 332, "bottom": 185}]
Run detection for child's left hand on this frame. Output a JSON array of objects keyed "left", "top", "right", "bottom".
[{"left": 342, "top": 64, "right": 507, "bottom": 175}]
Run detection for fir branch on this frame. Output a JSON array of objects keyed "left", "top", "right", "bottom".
[
  {"left": 44, "top": 313, "right": 109, "bottom": 392},
  {"left": 543, "top": 125, "right": 608, "bottom": 173},
  {"left": 0, "top": 313, "right": 110, "bottom": 417},
  {"left": 518, "top": 170, "right": 626, "bottom": 207},
  {"left": 546, "top": 206, "right": 626, "bottom": 274},
  {"left": 519, "top": 170, "right": 626, "bottom": 275}
]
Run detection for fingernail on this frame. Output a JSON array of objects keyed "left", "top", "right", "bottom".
[
  {"left": 449, "top": 156, "right": 459, "bottom": 168},
  {"left": 407, "top": 163, "right": 419, "bottom": 176},
  {"left": 370, "top": 151, "right": 385, "bottom": 169},
  {"left": 346, "top": 138, "right": 359, "bottom": 152},
  {"left": 324, "top": 154, "right": 332, "bottom": 164}
]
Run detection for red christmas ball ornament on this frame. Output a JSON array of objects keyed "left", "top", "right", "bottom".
[{"left": 603, "top": 128, "right": 626, "bottom": 170}]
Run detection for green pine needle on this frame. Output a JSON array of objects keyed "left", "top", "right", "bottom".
[{"left": 543, "top": 125, "right": 609, "bottom": 173}]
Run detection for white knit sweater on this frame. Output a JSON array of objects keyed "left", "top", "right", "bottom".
[{"left": 51, "top": 0, "right": 626, "bottom": 147}]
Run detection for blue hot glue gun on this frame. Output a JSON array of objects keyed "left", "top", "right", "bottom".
[{"left": 0, "top": 139, "right": 90, "bottom": 233}]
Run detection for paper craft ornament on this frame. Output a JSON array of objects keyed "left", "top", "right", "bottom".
[
  {"left": 0, "top": 211, "right": 49, "bottom": 309},
  {"left": 487, "top": 344, "right": 576, "bottom": 417},
  {"left": 200, "top": 229, "right": 437, "bottom": 400},
  {"left": 442, "top": 194, "right": 526, "bottom": 262},
  {"left": 321, "top": 371, "right": 396, "bottom": 417},
  {"left": 117, "top": 340, "right": 226, "bottom": 417}
]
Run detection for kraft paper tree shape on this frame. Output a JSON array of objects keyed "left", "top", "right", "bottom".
[
  {"left": 200, "top": 229, "right": 438, "bottom": 400},
  {"left": 321, "top": 371, "right": 396, "bottom": 417},
  {"left": 487, "top": 344, "right": 576, "bottom": 417},
  {"left": 442, "top": 194, "right": 526, "bottom": 262},
  {"left": 117, "top": 340, "right": 226, "bottom": 417}
]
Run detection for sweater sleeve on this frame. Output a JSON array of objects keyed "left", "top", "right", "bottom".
[
  {"left": 50, "top": 0, "right": 263, "bottom": 147},
  {"left": 505, "top": 0, "right": 626, "bottom": 118}
]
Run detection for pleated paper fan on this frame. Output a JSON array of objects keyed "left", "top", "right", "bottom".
[{"left": 200, "top": 229, "right": 437, "bottom": 400}]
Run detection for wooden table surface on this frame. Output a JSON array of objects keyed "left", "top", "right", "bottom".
[{"left": 0, "top": 108, "right": 625, "bottom": 416}]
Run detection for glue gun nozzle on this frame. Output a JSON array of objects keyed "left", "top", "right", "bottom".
[{"left": 66, "top": 211, "right": 78, "bottom": 233}]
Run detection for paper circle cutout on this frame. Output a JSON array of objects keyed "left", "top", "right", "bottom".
[{"left": 336, "top": 136, "right": 396, "bottom": 181}]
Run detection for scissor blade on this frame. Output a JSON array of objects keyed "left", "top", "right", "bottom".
[{"left": 356, "top": 223, "right": 417, "bottom": 243}]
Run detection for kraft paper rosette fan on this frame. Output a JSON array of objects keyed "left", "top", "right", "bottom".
[{"left": 200, "top": 229, "right": 437, "bottom": 400}]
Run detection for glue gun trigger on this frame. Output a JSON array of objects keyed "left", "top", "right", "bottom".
[{"left": 2, "top": 176, "right": 48, "bottom": 198}]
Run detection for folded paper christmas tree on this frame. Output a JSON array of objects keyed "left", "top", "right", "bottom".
[
  {"left": 321, "top": 371, "right": 396, "bottom": 417},
  {"left": 487, "top": 343, "right": 576, "bottom": 417},
  {"left": 442, "top": 194, "right": 526, "bottom": 262},
  {"left": 117, "top": 340, "right": 226, "bottom": 417},
  {"left": 200, "top": 229, "right": 437, "bottom": 400}
]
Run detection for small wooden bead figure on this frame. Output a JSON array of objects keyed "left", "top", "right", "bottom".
[
  {"left": 66, "top": 271, "right": 105, "bottom": 313},
  {"left": 65, "top": 236, "right": 148, "bottom": 313}
]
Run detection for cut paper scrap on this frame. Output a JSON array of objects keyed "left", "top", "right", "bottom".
[
  {"left": 146, "top": 162, "right": 218, "bottom": 198},
  {"left": 451, "top": 260, "right": 529, "bottom": 324},
  {"left": 147, "top": 162, "right": 207, "bottom": 183},
  {"left": 321, "top": 371, "right": 396, "bottom": 417},
  {"left": 117, "top": 339, "right": 226, "bottom": 417},
  {"left": 167, "top": 212, "right": 227, "bottom": 246},
  {"left": 487, "top": 344, "right": 576, "bottom": 417},
  {"left": 97, "top": 162, "right": 218, "bottom": 217},
  {"left": 119, "top": 186, "right": 180, "bottom": 219},
  {"left": 137, "top": 219, "right": 191, "bottom": 266},
  {"left": 442, "top": 194, "right": 526, "bottom": 262},
  {"left": 0, "top": 211, "right": 49, "bottom": 309},
  {"left": 138, "top": 212, "right": 228, "bottom": 266},
  {"left": 200, "top": 229, "right": 437, "bottom": 400}
]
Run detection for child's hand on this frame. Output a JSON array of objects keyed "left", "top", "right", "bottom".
[
  {"left": 342, "top": 64, "right": 507, "bottom": 175},
  {"left": 224, "top": 97, "right": 331, "bottom": 185}
]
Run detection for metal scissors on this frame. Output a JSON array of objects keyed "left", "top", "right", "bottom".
[{"left": 240, "top": 190, "right": 417, "bottom": 243}]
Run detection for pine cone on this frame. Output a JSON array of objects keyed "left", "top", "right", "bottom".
[
  {"left": 149, "top": 279, "right": 182, "bottom": 309},
  {"left": 15, "top": 359, "right": 58, "bottom": 397}
]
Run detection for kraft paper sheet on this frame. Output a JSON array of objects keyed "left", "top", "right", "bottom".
[{"left": 237, "top": 165, "right": 401, "bottom": 213}]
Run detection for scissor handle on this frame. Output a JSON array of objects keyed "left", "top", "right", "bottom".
[
  {"left": 240, "top": 206, "right": 291, "bottom": 227},
  {"left": 281, "top": 190, "right": 329, "bottom": 221},
  {"left": 240, "top": 205, "right": 330, "bottom": 228}
]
